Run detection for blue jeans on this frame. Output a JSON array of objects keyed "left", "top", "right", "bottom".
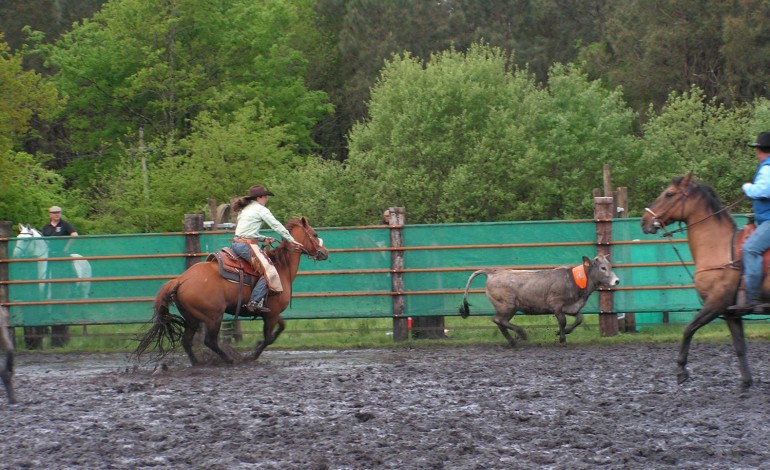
[
  {"left": 230, "top": 242, "right": 267, "bottom": 303},
  {"left": 743, "top": 221, "right": 770, "bottom": 302}
]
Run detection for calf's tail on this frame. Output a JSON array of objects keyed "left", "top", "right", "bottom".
[{"left": 458, "top": 269, "right": 489, "bottom": 319}]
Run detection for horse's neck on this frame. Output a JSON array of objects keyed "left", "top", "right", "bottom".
[
  {"left": 17, "top": 237, "right": 48, "bottom": 258},
  {"left": 685, "top": 212, "right": 734, "bottom": 266},
  {"left": 275, "top": 249, "right": 302, "bottom": 289}
]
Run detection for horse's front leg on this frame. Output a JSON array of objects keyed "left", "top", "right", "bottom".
[
  {"left": 724, "top": 315, "right": 753, "bottom": 388},
  {"left": 249, "top": 316, "right": 285, "bottom": 361},
  {"left": 677, "top": 305, "right": 722, "bottom": 384}
]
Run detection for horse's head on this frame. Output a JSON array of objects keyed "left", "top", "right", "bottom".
[
  {"left": 641, "top": 172, "right": 718, "bottom": 234},
  {"left": 12, "top": 224, "right": 47, "bottom": 259},
  {"left": 286, "top": 217, "right": 329, "bottom": 261}
]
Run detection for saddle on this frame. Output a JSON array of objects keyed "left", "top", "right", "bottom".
[
  {"left": 207, "top": 247, "right": 260, "bottom": 286},
  {"left": 734, "top": 222, "right": 770, "bottom": 274}
]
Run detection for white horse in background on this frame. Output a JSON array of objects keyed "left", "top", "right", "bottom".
[{"left": 12, "top": 224, "right": 91, "bottom": 299}]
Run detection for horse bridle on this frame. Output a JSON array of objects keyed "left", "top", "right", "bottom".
[
  {"left": 645, "top": 186, "right": 742, "bottom": 237},
  {"left": 290, "top": 223, "right": 325, "bottom": 260},
  {"left": 644, "top": 188, "right": 690, "bottom": 236}
]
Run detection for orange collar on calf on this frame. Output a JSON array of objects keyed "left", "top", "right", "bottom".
[{"left": 572, "top": 264, "right": 587, "bottom": 289}]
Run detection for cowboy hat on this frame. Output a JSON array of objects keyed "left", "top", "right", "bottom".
[
  {"left": 748, "top": 132, "right": 770, "bottom": 148},
  {"left": 244, "top": 185, "right": 274, "bottom": 199}
]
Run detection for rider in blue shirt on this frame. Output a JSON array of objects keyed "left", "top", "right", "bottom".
[{"left": 733, "top": 132, "right": 770, "bottom": 312}]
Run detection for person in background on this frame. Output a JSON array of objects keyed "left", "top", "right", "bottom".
[
  {"left": 41, "top": 205, "right": 79, "bottom": 347},
  {"left": 42, "top": 206, "right": 78, "bottom": 252},
  {"left": 731, "top": 132, "right": 770, "bottom": 313},
  {"left": 380, "top": 209, "right": 391, "bottom": 225},
  {"left": 229, "top": 185, "right": 303, "bottom": 315}
]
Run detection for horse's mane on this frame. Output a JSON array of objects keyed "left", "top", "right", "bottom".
[
  {"left": 673, "top": 176, "right": 734, "bottom": 224},
  {"left": 266, "top": 217, "right": 304, "bottom": 266}
]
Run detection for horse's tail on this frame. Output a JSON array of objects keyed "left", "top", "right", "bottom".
[
  {"left": 134, "top": 279, "right": 186, "bottom": 358},
  {"left": 459, "top": 269, "right": 490, "bottom": 319}
]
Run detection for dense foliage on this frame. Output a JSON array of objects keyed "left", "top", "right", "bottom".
[{"left": 2, "top": 1, "right": 770, "bottom": 232}]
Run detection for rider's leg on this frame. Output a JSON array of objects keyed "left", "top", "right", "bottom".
[
  {"left": 231, "top": 243, "right": 270, "bottom": 314},
  {"left": 230, "top": 242, "right": 251, "bottom": 264},
  {"left": 740, "top": 221, "right": 770, "bottom": 310}
]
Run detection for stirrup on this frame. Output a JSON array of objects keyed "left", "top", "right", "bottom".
[{"left": 245, "top": 299, "right": 270, "bottom": 314}]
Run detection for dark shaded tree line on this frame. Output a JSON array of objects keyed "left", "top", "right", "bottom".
[{"left": 1, "top": 0, "right": 769, "bottom": 232}]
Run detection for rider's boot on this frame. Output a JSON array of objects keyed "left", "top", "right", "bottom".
[{"left": 245, "top": 298, "right": 270, "bottom": 315}]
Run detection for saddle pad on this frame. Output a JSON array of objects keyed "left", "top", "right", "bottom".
[{"left": 207, "top": 249, "right": 259, "bottom": 286}]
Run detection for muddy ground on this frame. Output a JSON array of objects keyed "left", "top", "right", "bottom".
[{"left": 2, "top": 341, "right": 770, "bottom": 469}]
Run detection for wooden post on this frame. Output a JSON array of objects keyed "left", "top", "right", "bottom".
[
  {"left": 616, "top": 186, "right": 636, "bottom": 332},
  {"left": 184, "top": 214, "right": 203, "bottom": 270},
  {"left": 594, "top": 196, "right": 618, "bottom": 337},
  {"left": 184, "top": 214, "right": 206, "bottom": 346},
  {"left": 389, "top": 207, "right": 409, "bottom": 342},
  {"left": 208, "top": 199, "right": 218, "bottom": 223},
  {"left": 0, "top": 221, "right": 10, "bottom": 308},
  {"left": 0, "top": 221, "right": 11, "bottom": 346}
]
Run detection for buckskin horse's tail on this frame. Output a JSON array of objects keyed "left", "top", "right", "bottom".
[
  {"left": 134, "top": 279, "right": 186, "bottom": 359},
  {"left": 458, "top": 269, "right": 490, "bottom": 319}
]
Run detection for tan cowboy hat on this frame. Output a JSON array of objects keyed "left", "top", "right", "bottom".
[{"left": 244, "top": 185, "right": 274, "bottom": 199}]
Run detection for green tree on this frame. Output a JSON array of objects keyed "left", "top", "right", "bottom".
[
  {"left": 631, "top": 87, "right": 756, "bottom": 215},
  {"left": 330, "top": 44, "right": 636, "bottom": 224},
  {"left": 0, "top": 38, "right": 65, "bottom": 226},
  {"left": 582, "top": 0, "right": 730, "bottom": 113},
  {"left": 721, "top": 1, "right": 770, "bottom": 105},
  {"left": 31, "top": 0, "right": 331, "bottom": 231},
  {"left": 90, "top": 107, "right": 300, "bottom": 233}
]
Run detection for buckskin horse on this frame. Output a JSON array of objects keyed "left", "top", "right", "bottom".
[
  {"left": 641, "top": 173, "right": 759, "bottom": 387},
  {"left": 135, "top": 217, "right": 328, "bottom": 365}
]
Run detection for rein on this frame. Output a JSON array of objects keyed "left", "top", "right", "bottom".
[{"left": 645, "top": 195, "right": 744, "bottom": 291}]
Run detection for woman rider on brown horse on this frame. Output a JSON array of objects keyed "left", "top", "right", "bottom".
[{"left": 229, "top": 185, "right": 303, "bottom": 314}]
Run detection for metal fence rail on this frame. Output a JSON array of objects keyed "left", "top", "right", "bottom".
[{"left": 0, "top": 214, "right": 758, "bottom": 329}]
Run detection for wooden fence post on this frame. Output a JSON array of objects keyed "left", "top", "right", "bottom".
[
  {"left": 0, "top": 221, "right": 10, "bottom": 308},
  {"left": 0, "top": 221, "right": 10, "bottom": 344},
  {"left": 594, "top": 196, "right": 618, "bottom": 337},
  {"left": 389, "top": 207, "right": 409, "bottom": 342},
  {"left": 184, "top": 214, "right": 203, "bottom": 269},
  {"left": 184, "top": 214, "right": 207, "bottom": 346},
  {"left": 616, "top": 186, "right": 636, "bottom": 332}
]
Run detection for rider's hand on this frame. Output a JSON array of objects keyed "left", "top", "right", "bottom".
[{"left": 291, "top": 241, "right": 304, "bottom": 250}]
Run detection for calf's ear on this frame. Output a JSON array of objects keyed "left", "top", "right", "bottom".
[{"left": 583, "top": 256, "right": 591, "bottom": 268}]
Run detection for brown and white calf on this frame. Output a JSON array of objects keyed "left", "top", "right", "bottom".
[{"left": 459, "top": 255, "right": 620, "bottom": 346}]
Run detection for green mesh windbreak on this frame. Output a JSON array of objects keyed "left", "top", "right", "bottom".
[{"left": 3, "top": 217, "right": 753, "bottom": 326}]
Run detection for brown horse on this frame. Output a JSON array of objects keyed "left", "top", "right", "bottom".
[
  {"left": 641, "top": 173, "right": 757, "bottom": 387},
  {"left": 135, "top": 217, "right": 328, "bottom": 365}
]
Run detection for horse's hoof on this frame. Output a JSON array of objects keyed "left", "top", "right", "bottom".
[
  {"left": 677, "top": 372, "right": 690, "bottom": 385},
  {"left": 740, "top": 379, "right": 754, "bottom": 389}
]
